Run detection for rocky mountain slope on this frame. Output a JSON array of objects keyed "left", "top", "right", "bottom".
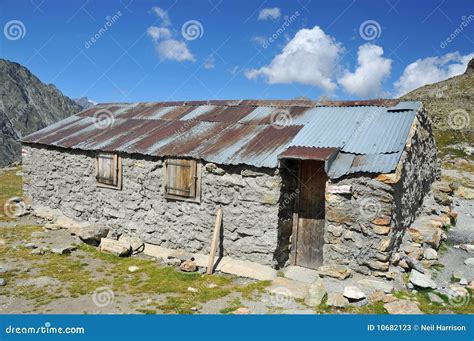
[
  {"left": 400, "top": 59, "right": 473, "bottom": 157},
  {"left": 74, "top": 97, "right": 97, "bottom": 110},
  {"left": 0, "top": 59, "right": 82, "bottom": 167}
]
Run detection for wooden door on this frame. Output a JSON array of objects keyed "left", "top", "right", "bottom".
[{"left": 294, "top": 160, "right": 327, "bottom": 269}]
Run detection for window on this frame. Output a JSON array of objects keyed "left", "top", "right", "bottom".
[
  {"left": 164, "top": 158, "right": 201, "bottom": 202},
  {"left": 96, "top": 153, "right": 122, "bottom": 189}
]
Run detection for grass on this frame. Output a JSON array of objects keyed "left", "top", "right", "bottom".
[
  {"left": 220, "top": 297, "right": 243, "bottom": 314},
  {"left": 0, "top": 167, "right": 23, "bottom": 221}
]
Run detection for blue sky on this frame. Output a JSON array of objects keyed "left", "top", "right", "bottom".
[{"left": 0, "top": 0, "right": 473, "bottom": 103}]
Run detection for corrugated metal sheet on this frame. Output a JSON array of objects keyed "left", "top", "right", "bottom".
[
  {"left": 327, "top": 151, "right": 403, "bottom": 178},
  {"left": 22, "top": 100, "right": 421, "bottom": 176}
]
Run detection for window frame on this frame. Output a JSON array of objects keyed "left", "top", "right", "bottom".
[
  {"left": 95, "top": 153, "right": 122, "bottom": 190},
  {"left": 163, "top": 158, "right": 201, "bottom": 203}
]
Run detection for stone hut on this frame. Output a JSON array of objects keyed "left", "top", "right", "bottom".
[{"left": 21, "top": 99, "right": 438, "bottom": 274}]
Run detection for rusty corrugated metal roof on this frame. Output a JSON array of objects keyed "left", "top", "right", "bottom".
[{"left": 22, "top": 100, "right": 421, "bottom": 176}]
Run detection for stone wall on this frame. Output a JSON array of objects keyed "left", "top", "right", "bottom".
[
  {"left": 22, "top": 146, "right": 283, "bottom": 266},
  {"left": 323, "top": 107, "right": 438, "bottom": 275}
]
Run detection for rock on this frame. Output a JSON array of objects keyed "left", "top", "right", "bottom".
[
  {"left": 71, "top": 226, "right": 109, "bottom": 246},
  {"left": 233, "top": 307, "right": 250, "bottom": 314},
  {"left": 283, "top": 266, "right": 320, "bottom": 284},
  {"left": 459, "top": 244, "right": 474, "bottom": 254},
  {"left": 187, "top": 287, "right": 198, "bottom": 293},
  {"left": 51, "top": 245, "right": 78, "bottom": 255},
  {"left": 404, "top": 257, "right": 425, "bottom": 273},
  {"left": 169, "top": 250, "right": 193, "bottom": 262},
  {"left": 423, "top": 248, "right": 438, "bottom": 260},
  {"left": 318, "top": 265, "right": 352, "bottom": 280},
  {"left": 241, "top": 169, "right": 264, "bottom": 177},
  {"left": 128, "top": 266, "right": 139, "bottom": 273},
  {"left": 106, "top": 230, "right": 121, "bottom": 240},
  {"left": 165, "top": 258, "right": 182, "bottom": 266},
  {"left": 452, "top": 271, "right": 463, "bottom": 281},
  {"left": 383, "top": 294, "right": 397, "bottom": 303},
  {"left": 304, "top": 277, "right": 327, "bottom": 307},
  {"left": 99, "top": 238, "right": 132, "bottom": 257},
  {"left": 33, "top": 206, "right": 60, "bottom": 221},
  {"left": 119, "top": 235, "right": 144, "bottom": 254},
  {"left": 343, "top": 286, "right": 366, "bottom": 300},
  {"left": 371, "top": 216, "right": 391, "bottom": 226},
  {"left": 326, "top": 293, "right": 348, "bottom": 308},
  {"left": 368, "top": 290, "right": 385, "bottom": 304},
  {"left": 204, "top": 282, "right": 217, "bottom": 289},
  {"left": 409, "top": 270, "right": 436, "bottom": 289},
  {"left": 0, "top": 239, "right": 5, "bottom": 246},
  {"left": 44, "top": 223, "right": 61, "bottom": 231},
  {"left": 365, "top": 260, "right": 389, "bottom": 272},
  {"left": 357, "top": 278, "right": 394, "bottom": 293},
  {"left": 384, "top": 300, "right": 422, "bottom": 314},
  {"left": 408, "top": 221, "right": 442, "bottom": 248},
  {"left": 464, "top": 258, "right": 474, "bottom": 266},
  {"left": 180, "top": 260, "right": 197, "bottom": 272},
  {"left": 205, "top": 163, "right": 225, "bottom": 176},
  {"left": 460, "top": 278, "right": 468, "bottom": 285},
  {"left": 0, "top": 266, "right": 10, "bottom": 274},
  {"left": 24, "top": 243, "right": 37, "bottom": 249},
  {"left": 30, "top": 248, "right": 45, "bottom": 255},
  {"left": 428, "top": 292, "right": 444, "bottom": 304},
  {"left": 0, "top": 278, "right": 5, "bottom": 286},
  {"left": 450, "top": 284, "right": 469, "bottom": 297},
  {"left": 31, "top": 231, "right": 46, "bottom": 238},
  {"left": 53, "top": 215, "right": 91, "bottom": 230},
  {"left": 267, "top": 277, "right": 309, "bottom": 300},
  {"left": 467, "top": 281, "right": 474, "bottom": 290}
]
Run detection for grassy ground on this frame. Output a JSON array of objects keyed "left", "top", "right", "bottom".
[{"left": 0, "top": 167, "right": 23, "bottom": 221}]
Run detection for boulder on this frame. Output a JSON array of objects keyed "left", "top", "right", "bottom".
[
  {"left": 404, "top": 257, "right": 425, "bottom": 273},
  {"left": 304, "top": 277, "right": 327, "bottom": 307},
  {"left": 384, "top": 300, "right": 422, "bottom": 314},
  {"left": 33, "top": 206, "right": 60, "bottom": 221},
  {"left": 408, "top": 223, "right": 442, "bottom": 249},
  {"left": 165, "top": 258, "right": 182, "bottom": 266},
  {"left": 119, "top": 235, "right": 144, "bottom": 254},
  {"left": 367, "top": 290, "right": 385, "bottom": 304},
  {"left": 459, "top": 244, "right": 474, "bottom": 254},
  {"left": 464, "top": 258, "right": 474, "bottom": 266},
  {"left": 343, "top": 286, "right": 366, "bottom": 300},
  {"left": 409, "top": 270, "right": 436, "bottom": 289},
  {"left": 180, "top": 260, "right": 197, "bottom": 272},
  {"left": 99, "top": 238, "right": 132, "bottom": 257},
  {"left": 71, "top": 226, "right": 109, "bottom": 246},
  {"left": 357, "top": 278, "right": 394, "bottom": 293},
  {"left": 318, "top": 265, "right": 352, "bottom": 280},
  {"left": 427, "top": 292, "right": 444, "bottom": 304},
  {"left": 326, "top": 293, "right": 348, "bottom": 308},
  {"left": 423, "top": 248, "right": 438, "bottom": 260},
  {"left": 53, "top": 215, "right": 91, "bottom": 230},
  {"left": 51, "top": 245, "right": 78, "bottom": 255}
]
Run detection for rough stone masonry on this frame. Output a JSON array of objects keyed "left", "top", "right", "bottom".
[
  {"left": 22, "top": 107, "right": 438, "bottom": 273},
  {"left": 22, "top": 148, "right": 283, "bottom": 266}
]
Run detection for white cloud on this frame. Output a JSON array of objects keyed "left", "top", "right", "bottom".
[
  {"left": 152, "top": 7, "right": 171, "bottom": 26},
  {"left": 258, "top": 8, "right": 281, "bottom": 21},
  {"left": 155, "top": 39, "right": 195, "bottom": 62},
  {"left": 338, "top": 44, "right": 392, "bottom": 98},
  {"left": 147, "top": 26, "right": 171, "bottom": 41},
  {"left": 394, "top": 52, "right": 474, "bottom": 96},
  {"left": 245, "top": 26, "right": 343, "bottom": 92},
  {"left": 147, "top": 8, "right": 195, "bottom": 63}
]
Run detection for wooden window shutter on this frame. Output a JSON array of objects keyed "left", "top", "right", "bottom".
[
  {"left": 165, "top": 159, "right": 197, "bottom": 198},
  {"left": 96, "top": 153, "right": 119, "bottom": 187}
]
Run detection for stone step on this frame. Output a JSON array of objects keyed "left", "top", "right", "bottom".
[{"left": 282, "top": 266, "right": 320, "bottom": 284}]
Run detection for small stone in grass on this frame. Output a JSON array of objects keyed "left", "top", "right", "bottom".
[{"left": 128, "top": 266, "right": 139, "bottom": 273}]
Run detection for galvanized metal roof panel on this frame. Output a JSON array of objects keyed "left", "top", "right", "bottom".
[
  {"left": 22, "top": 100, "right": 420, "bottom": 173},
  {"left": 327, "top": 151, "right": 403, "bottom": 178},
  {"left": 342, "top": 109, "right": 416, "bottom": 154}
]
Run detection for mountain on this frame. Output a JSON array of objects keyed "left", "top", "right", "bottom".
[
  {"left": 0, "top": 59, "right": 82, "bottom": 167},
  {"left": 400, "top": 59, "right": 473, "bottom": 158},
  {"left": 74, "top": 97, "right": 97, "bottom": 109}
]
